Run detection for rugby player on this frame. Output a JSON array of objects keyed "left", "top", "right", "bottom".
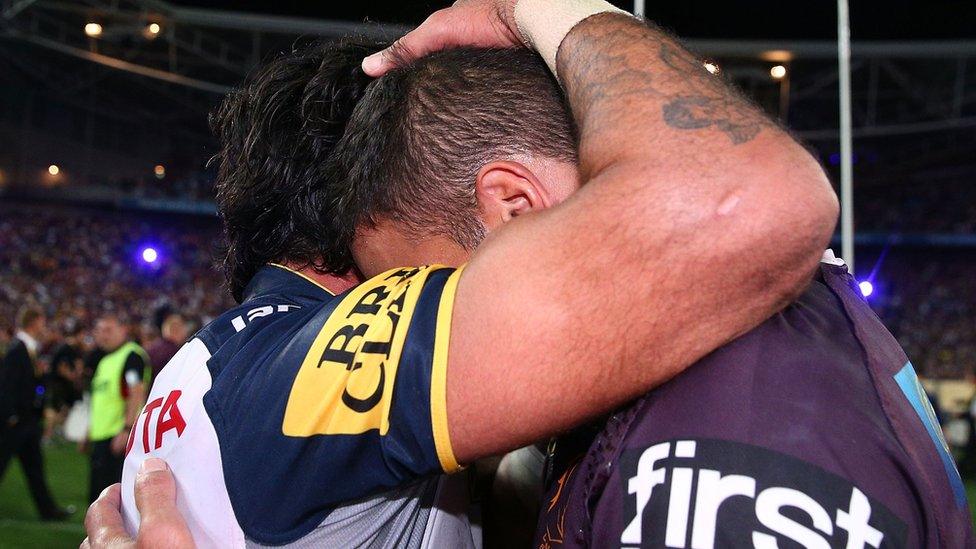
[
  {"left": 361, "top": 1, "right": 972, "bottom": 546},
  {"left": 531, "top": 252, "right": 974, "bottom": 548},
  {"left": 82, "top": 0, "right": 840, "bottom": 546}
]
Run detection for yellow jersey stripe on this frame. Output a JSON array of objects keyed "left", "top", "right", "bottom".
[{"left": 431, "top": 265, "right": 466, "bottom": 473}]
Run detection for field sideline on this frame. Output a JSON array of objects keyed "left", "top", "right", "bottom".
[{"left": 2, "top": 441, "right": 976, "bottom": 548}]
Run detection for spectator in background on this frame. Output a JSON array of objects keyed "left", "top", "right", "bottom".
[
  {"left": 0, "top": 307, "right": 70, "bottom": 520},
  {"left": 146, "top": 312, "right": 188, "bottom": 388},
  {"left": 43, "top": 320, "right": 85, "bottom": 442},
  {"left": 87, "top": 314, "right": 148, "bottom": 503},
  {"left": 0, "top": 204, "right": 235, "bottom": 347},
  {"left": 0, "top": 322, "right": 11, "bottom": 355}
]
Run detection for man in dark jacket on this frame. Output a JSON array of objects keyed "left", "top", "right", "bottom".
[{"left": 0, "top": 307, "right": 70, "bottom": 520}]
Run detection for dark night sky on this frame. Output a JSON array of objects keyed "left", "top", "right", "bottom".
[{"left": 172, "top": 0, "right": 976, "bottom": 40}]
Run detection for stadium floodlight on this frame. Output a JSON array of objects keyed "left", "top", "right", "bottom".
[
  {"left": 859, "top": 280, "right": 874, "bottom": 298},
  {"left": 703, "top": 62, "right": 720, "bottom": 75},
  {"left": 48, "top": 164, "right": 60, "bottom": 176},
  {"left": 154, "top": 164, "right": 166, "bottom": 179},
  {"left": 770, "top": 65, "right": 787, "bottom": 80},
  {"left": 84, "top": 23, "right": 103, "bottom": 38},
  {"left": 141, "top": 247, "right": 159, "bottom": 264}
]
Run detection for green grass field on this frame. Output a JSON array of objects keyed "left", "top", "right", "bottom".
[
  {"left": 2, "top": 442, "right": 976, "bottom": 548},
  {"left": 0, "top": 442, "right": 87, "bottom": 548}
]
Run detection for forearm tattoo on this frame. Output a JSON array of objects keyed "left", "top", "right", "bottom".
[{"left": 558, "top": 14, "right": 771, "bottom": 146}]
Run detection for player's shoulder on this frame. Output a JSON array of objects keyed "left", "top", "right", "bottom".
[
  {"left": 201, "top": 265, "right": 464, "bottom": 542},
  {"left": 277, "top": 264, "right": 459, "bottom": 439},
  {"left": 197, "top": 264, "right": 458, "bottom": 359},
  {"left": 194, "top": 296, "right": 314, "bottom": 356}
]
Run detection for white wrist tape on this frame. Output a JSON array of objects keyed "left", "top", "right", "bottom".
[{"left": 514, "top": 0, "right": 630, "bottom": 75}]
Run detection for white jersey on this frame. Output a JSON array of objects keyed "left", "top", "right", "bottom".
[{"left": 121, "top": 264, "right": 479, "bottom": 547}]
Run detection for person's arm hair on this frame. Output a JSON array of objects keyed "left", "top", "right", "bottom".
[{"left": 445, "top": 11, "right": 837, "bottom": 462}]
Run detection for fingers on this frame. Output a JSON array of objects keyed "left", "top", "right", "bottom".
[
  {"left": 133, "top": 458, "right": 176, "bottom": 517},
  {"left": 84, "top": 484, "right": 133, "bottom": 548},
  {"left": 363, "top": 9, "right": 456, "bottom": 76},
  {"left": 133, "top": 458, "right": 195, "bottom": 548}
]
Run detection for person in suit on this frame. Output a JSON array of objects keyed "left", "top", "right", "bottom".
[{"left": 0, "top": 307, "right": 70, "bottom": 520}]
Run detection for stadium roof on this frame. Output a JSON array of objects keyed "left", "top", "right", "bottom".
[
  {"left": 0, "top": 0, "right": 974, "bottom": 192},
  {"left": 173, "top": 0, "right": 976, "bottom": 41}
]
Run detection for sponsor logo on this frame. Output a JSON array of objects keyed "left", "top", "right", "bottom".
[
  {"left": 126, "top": 390, "right": 186, "bottom": 456},
  {"left": 620, "top": 439, "right": 906, "bottom": 548},
  {"left": 282, "top": 267, "right": 430, "bottom": 436}
]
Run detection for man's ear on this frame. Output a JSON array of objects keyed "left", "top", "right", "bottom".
[{"left": 475, "top": 160, "right": 550, "bottom": 230}]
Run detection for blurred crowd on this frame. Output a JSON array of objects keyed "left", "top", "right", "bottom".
[
  {"left": 868, "top": 249, "right": 976, "bottom": 380},
  {"left": 0, "top": 203, "right": 233, "bottom": 367},
  {"left": 856, "top": 180, "right": 976, "bottom": 234},
  {"left": 1, "top": 202, "right": 973, "bottom": 383},
  {"left": 103, "top": 171, "right": 215, "bottom": 202}
]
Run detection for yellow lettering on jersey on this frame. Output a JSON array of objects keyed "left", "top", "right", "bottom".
[{"left": 282, "top": 266, "right": 432, "bottom": 436}]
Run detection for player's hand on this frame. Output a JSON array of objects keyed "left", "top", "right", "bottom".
[
  {"left": 362, "top": 0, "right": 522, "bottom": 77},
  {"left": 80, "top": 458, "right": 194, "bottom": 549}
]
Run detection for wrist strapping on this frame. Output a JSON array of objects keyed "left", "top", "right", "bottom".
[{"left": 513, "top": 0, "right": 631, "bottom": 75}]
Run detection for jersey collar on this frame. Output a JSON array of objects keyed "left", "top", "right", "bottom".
[{"left": 242, "top": 264, "right": 336, "bottom": 303}]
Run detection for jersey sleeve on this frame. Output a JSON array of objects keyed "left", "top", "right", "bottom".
[
  {"left": 122, "top": 351, "right": 147, "bottom": 387},
  {"left": 281, "top": 264, "right": 464, "bottom": 470},
  {"left": 205, "top": 265, "right": 468, "bottom": 542}
]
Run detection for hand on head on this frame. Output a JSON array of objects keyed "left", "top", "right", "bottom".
[
  {"left": 362, "top": 0, "right": 523, "bottom": 76},
  {"left": 80, "top": 458, "right": 193, "bottom": 549}
]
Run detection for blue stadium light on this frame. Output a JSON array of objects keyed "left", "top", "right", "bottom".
[
  {"left": 859, "top": 280, "right": 874, "bottom": 298},
  {"left": 141, "top": 247, "right": 159, "bottom": 264}
]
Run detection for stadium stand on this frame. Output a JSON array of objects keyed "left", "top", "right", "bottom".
[
  {"left": 0, "top": 199, "right": 972, "bottom": 383},
  {"left": 0, "top": 202, "right": 232, "bottom": 349}
]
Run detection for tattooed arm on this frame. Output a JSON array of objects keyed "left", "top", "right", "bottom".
[
  {"left": 77, "top": 6, "right": 839, "bottom": 545},
  {"left": 560, "top": 13, "right": 783, "bottom": 173},
  {"left": 364, "top": 2, "right": 838, "bottom": 461}
]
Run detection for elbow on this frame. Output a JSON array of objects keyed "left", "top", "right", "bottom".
[
  {"left": 745, "top": 148, "right": 839, "bottom": 305},
  {"left": 792, "top": 151, "right": 840, "bottom": 262},
  {"left": 780, "top": 156, "right": 839, "bottom": 300}
]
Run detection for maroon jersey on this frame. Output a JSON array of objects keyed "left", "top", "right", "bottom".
[{"left": 536, "top": 257, "right": 971, "bottom": 548}]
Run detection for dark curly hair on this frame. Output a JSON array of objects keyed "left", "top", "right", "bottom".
[
  {"left": 211, "top": 41, "right": 576, "bottom": 303},
  {"left": 210, "top": 39, "right": 385, "bottom": 302}
]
